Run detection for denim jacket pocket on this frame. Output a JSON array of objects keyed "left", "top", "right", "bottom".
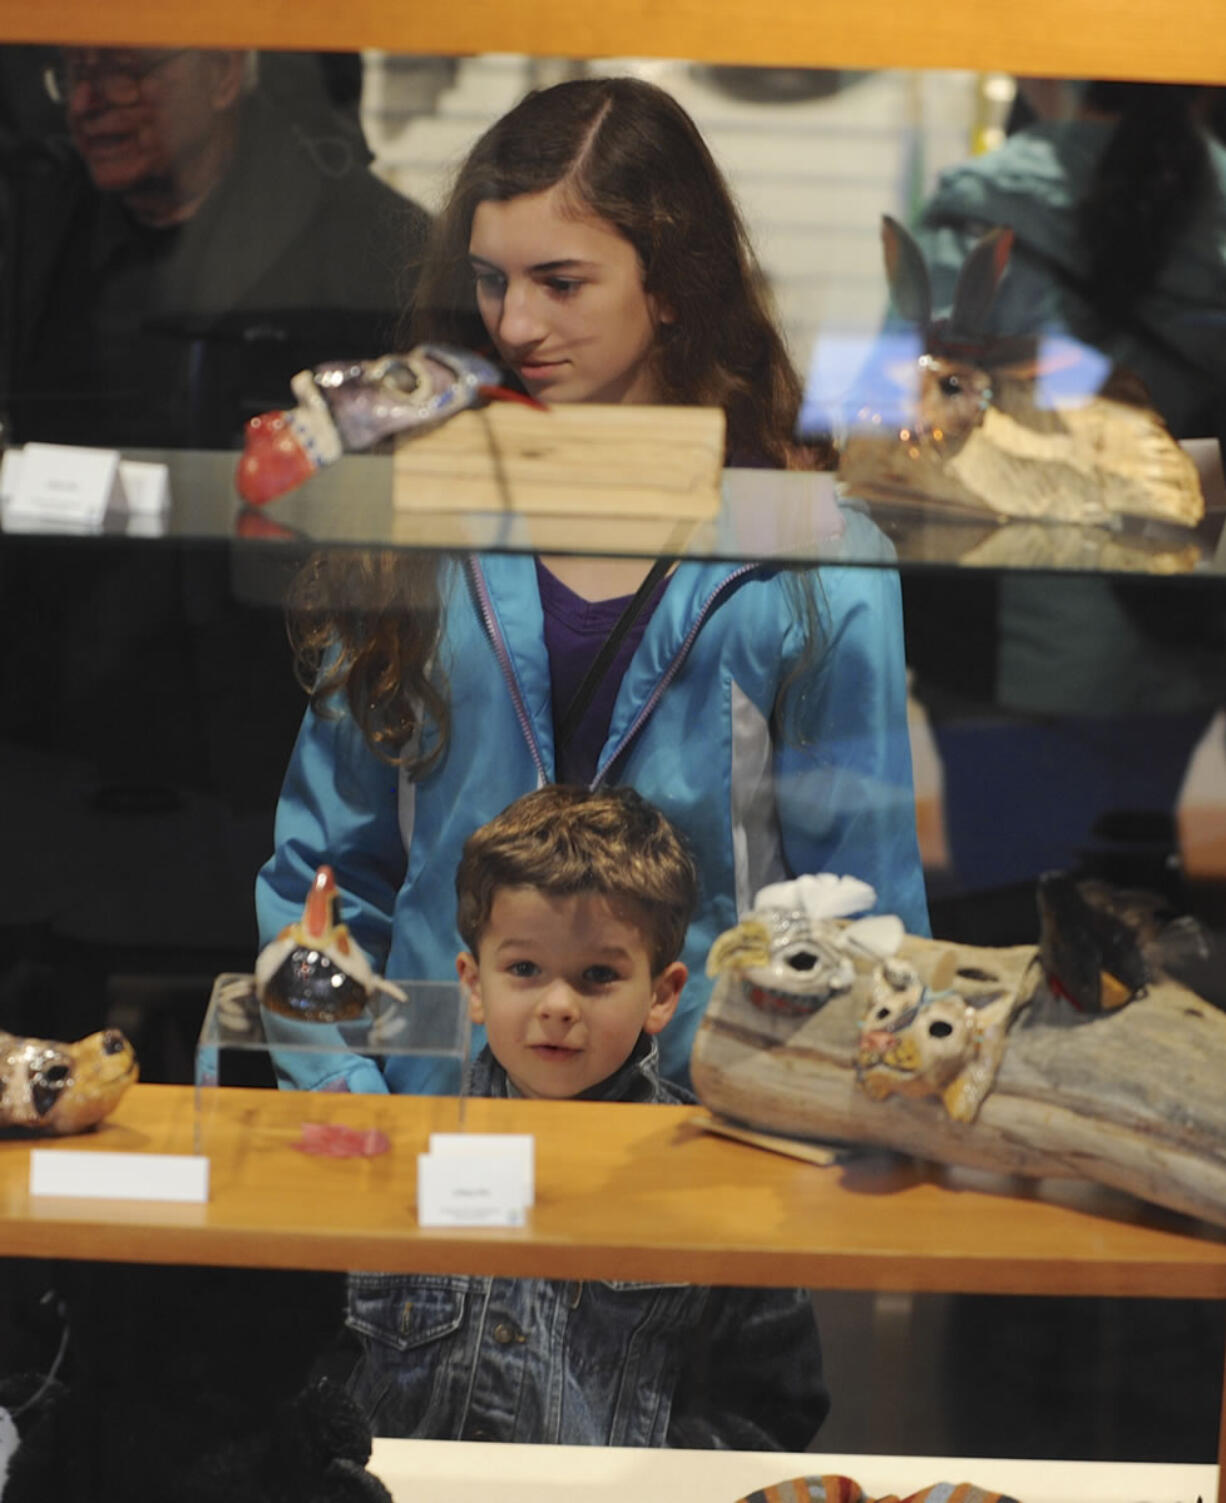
[
  {"left": 346, "top": 1274, "right": 472, "bottom": 1436},
  {"left": 348, "top": 1273, "right": 468, "bottom": 1352}
]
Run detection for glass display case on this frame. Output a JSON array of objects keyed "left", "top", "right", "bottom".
[{"left": 1, "top": 4, "right": 1225, "bottom": 1499}]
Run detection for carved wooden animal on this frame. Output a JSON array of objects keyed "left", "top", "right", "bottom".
[{"left": 837, "top": 216, "right": 1204, "bottom": 529}]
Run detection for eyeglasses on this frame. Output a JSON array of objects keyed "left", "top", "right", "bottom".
[{"left": 43, "top": 48, "right": 191, "bottom": 107}]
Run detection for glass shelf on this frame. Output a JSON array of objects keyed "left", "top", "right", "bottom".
[{"left": 2, "top": 444, "right": 1223, "bottom": 580}]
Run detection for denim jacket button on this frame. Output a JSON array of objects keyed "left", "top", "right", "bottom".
[{"left": 492, "top": 1320, "right": 519, "bottom": 1346}]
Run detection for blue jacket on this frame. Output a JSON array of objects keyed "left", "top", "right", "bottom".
[
  {"left": 256, "top": 509, "right": 928, "bottom": 1092},
  {"left": 344, "top": 1037, "right": 830, "bottom": 1449}
]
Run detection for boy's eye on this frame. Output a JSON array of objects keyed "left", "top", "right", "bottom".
[
  {"left": 582, "top": 965, "right": 622, "bottom": 985},
  {"left": 506, "top": 960, "right": 539, "bottom": 978}
]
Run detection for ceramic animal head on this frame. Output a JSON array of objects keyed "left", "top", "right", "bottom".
[
  {"left": 855, "top": 951, "right": 1018, "bottom": 1123},
  {"left": 880, "top": 213, "right": 1034, "bottom": 444},
  {"left": 707, "top": 874, "right": 904, "bottom": 1017},
  {"left": 0, "top": 1028, "right": 137, "bottom": 1134},
  {"left": 256, "top": 865, "right": 407, "bottom": 1023}
]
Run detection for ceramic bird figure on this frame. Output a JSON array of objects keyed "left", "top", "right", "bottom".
[
  {"left": 1036, "top": 870, "right": 1209, "bottom": 1014},
  {"left": 256, "top": 865, "right": 408, "bottom": 1023},
  {"left": 0, "top": 1028, "right": 137, "bottom": 1134}
]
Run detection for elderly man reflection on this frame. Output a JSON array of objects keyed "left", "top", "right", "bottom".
[
  {"left": 6, "top": 46, "right": 428, "bottom": 447},
  {"left": 48, "top": 47, "right": 243, "bottom": 228}
]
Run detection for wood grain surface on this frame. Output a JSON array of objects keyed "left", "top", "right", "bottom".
[
  {"left": 4, "top": 1083, "right": 1226, "bottom": 1293},
  {"left": 0, "top": 0, "right": 1223, "bottom": 85}
]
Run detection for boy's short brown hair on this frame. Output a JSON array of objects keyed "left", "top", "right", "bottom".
[{"left": 455, "top": 785, "right": 699, "bottom": 974}]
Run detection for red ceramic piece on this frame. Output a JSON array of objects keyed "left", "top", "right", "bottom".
[{"left": 235, "top": 411, "right": 316, "bottom": 506}]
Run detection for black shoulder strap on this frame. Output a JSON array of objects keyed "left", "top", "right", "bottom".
[{"left": 554, "top": 558, "right": 671, "bottom": 757}]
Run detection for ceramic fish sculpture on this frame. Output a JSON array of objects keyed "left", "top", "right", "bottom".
[
  {"left": 235, "top": 344, "right": 537, "bottom": 506},
  {"left": 256, "top": 865, "right": 408, "bottom": 1023},
  {"left": 855, "top": 952, "right": 1020, "bottom": 1123},
  {"left": 707, "top": 874, "right": 905, "bottom": 1017},
  {"left": 837, "top": 215, "right": 1204, "bottom": 529},
  {"left": 0, "top": 1027, "right": 137, "bottom": 1134},
  {"left": 1036, "top": 870, "right": 1209, "bottom": 1014}
]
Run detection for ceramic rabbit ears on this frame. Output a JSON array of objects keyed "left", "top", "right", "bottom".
[{"left": 881, "top": 214, "right": 1024, "bottom": 362}]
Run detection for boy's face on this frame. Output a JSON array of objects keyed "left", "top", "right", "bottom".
[{"left": 457, "top": 887, "right": 685, "bottom": 1100}]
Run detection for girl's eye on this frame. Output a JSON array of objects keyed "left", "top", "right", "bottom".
[
  {"left": 473, "top": 271, "right": 505, "bottom": 298},
  {"left": 544, "top": 277, "right": 582, "bottom": 296}
]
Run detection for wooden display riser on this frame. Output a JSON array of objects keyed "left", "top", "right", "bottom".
[
  {"left": 368, "top": 1440, "right": 1217, "bottom": 1503},
  {"left": 4, "top": 1084, "right": 1226, "bottom": 1499}
]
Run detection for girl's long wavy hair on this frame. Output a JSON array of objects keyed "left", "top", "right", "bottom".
[
  {"left": 411, "top": 75, "right": 814, "bottom": 470},
  {"left": 290, "top": 76, "right": 821, "bottom": 771}
]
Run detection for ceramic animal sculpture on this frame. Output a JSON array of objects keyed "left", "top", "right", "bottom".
[
  {"left": 837, "top": 215, "right": 1204, "bottom": 529},
  {"left": 0, "top": 1028, "right": 137, "bottom": 1134},
  {"left": 1036, "top": 869, "right": 1209, "bottom": 1014},
  {"left": 706, "top": 874, "right": 905, "bottom": 1017},
  {"left": 692, "top": 871, "right": 1226, "bottom": 1229},
  {"left": 855, "top": 952, "right": 1022, "bottom": 1123},
  {"left": 255, "top": 865, "right": 408, "bottom": 1023},
  {"left": 236, "top": 344, "right": 539, "bottom": 505}
]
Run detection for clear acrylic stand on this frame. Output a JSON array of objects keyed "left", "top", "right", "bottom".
[{"left": 194, "top": 974, "right": 471, "bottom": 1153}]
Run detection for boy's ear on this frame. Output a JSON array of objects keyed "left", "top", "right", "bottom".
[
  {"left": 456, "top": 951, "right": 485, "bottom": 1025},
  {"left": 643, "top": 961, "right": 687, "bottom": 1035}
]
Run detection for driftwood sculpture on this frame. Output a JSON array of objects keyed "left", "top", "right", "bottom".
[
  {"left": 690, "top": 874, "right": 1226, "bottom": 1230},
  {"left": 836, "top": 216, "right": 1205, "bottom": 541}
]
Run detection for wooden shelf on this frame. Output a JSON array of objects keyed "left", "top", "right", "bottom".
[
  {"left": 3, "top": 0, "right": 1224, "bottom": 86},
  {"left": 5, "top": 1084, "right": 1226, "bottom": 1293}
]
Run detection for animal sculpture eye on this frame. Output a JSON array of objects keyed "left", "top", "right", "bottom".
[
  {"left": 42, "top": 1064, "right": 71, "bottom": 1084},
  {"left": 874, "top": 1006, "right": 892, "bottom": 1021},
  {"left": 956, "top": 966, "right": 996, "bottom": 982},
  {"left": 939, "top": 375, "right": 962, "bottom": 397},
  {"left": 927, "top": 1020, "right": 954, "bottom": 1038},
  {"left": 785, "top": 951, "right": 819, "bottom": 972}
]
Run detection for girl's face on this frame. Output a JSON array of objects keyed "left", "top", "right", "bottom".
[{"left": 468, "top": 186, "right": 670, "bottom": 405}]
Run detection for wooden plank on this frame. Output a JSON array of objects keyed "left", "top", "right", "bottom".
[
  {"left": 393, "top": 404, "right": 724, "bottom": 521},
  {"left": 4, "top": 1084, "right": 1226, "bottom": 1292},
  {"left": 2, "top": 0, "right": 1224, "bottom": 85}
]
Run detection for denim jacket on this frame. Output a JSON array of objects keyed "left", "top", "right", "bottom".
[{"left": 345, "top": 1038, "right": 829, "bottom": 1448}]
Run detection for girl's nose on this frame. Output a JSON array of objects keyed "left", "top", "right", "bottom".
[{"left": 494, "top": 282, "right": 544, "bottom": 350}]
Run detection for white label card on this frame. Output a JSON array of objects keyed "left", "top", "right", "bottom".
[
  {"left": 29, "top": 1149, "right": 210, "bottom": 1204},
  {"left": 417, "top": 1133, "right": 535, "bottom": 1228},
  {"left": 118, "top": 459, "right": 171, "bottom": 515},
  {"left": 428, "top": 1132, "right": 535, "bottom": 1203},
  {"left": 6, "top": 442, "right": 122, "bottom": 528}
]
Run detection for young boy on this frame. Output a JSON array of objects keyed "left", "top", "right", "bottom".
[{"left": 346, "top": 785, "right": 829, "bottom": 1450}]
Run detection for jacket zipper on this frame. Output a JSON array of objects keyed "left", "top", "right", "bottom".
[
  {"left": 592, "top": 562, "right": 761, "bottom": 788},
  {"left": 468, "top": 558, "right": 549, "bottom": 785}
]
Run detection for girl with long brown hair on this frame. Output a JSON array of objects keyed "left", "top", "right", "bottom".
[{"left": 258, "top": 76, "right": 927, "bottom": 1094}]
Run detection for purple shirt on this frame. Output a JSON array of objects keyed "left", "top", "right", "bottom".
[{"left": 535, "top": 560, "right": 670, "bottom": 785}]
